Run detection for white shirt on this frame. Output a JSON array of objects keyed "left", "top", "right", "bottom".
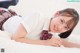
[
  {"left": 3, "top": 16, "right": 22, "bottom": 34},
  {"left": 21, "top": 13, "right": 47, "bottom": 40},
  {"left": 3, "top": 13, "right": 60, "bottom": 40},
  {"left": 21, "top": 13, "right": 60, "bottom": 40}
]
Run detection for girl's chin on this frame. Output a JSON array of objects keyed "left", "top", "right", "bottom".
[{"left": 50, "top": 30, "right": 59, "bottom": 33}]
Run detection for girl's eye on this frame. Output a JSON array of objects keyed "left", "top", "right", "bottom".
[
  {"left": 64, "top": 26, "right": 69, "bottom": 30},
  {"left": 60, "top": 19, "right": 64, "bottom": 24}
]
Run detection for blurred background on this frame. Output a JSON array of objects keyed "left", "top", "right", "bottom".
[{"left": 9, "top": 0, "right": 80, "bottom": 35}]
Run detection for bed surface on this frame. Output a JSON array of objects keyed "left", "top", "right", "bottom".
[{"left": 0, "top": 31, "right": 80, "bottom": 53}]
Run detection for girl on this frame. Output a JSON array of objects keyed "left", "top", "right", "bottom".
[{"left": 1, "top": 8, "right": 80, "bottom": 48}]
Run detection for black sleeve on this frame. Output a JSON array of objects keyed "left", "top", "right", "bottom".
[{"left": 0, "top": 0, "right": 19, "bottom": 8}]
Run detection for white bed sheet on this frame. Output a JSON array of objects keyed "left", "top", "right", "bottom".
[
  {"left": 0, "top": 38, "right": 80, "bottom": 53},
  {"left": 0, "top": 31, "right": 80, "bottom": 53}
]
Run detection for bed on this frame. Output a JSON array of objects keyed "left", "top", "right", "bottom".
[{"left": 0, "top": 31, "right": 80, "bottom": 53}]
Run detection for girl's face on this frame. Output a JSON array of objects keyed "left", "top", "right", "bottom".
[{"left": 49, "top": 15, "right": 74, "bottom": 33}]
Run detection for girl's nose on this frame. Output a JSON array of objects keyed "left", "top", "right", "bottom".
[
  {"left": 58, "top": 26, "right": 62, "bottom": 30},
  {"left": 58, "top": 24, "right": 64, "bottom": 29},
  {"left": 58, "top": 24, "right": 67, "bottom": 30}
]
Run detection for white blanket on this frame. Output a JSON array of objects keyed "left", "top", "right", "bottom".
[{"left": 0, "top": 31, "right": 80, "bottom": 53}]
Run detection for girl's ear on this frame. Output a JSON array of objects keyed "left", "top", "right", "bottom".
[{"left": 54, "top": 11, "right": 60, "bottom": 17}]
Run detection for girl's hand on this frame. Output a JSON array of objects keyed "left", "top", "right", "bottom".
[{"left": 46, "top": 38, "right": 62, "bottom": 47}]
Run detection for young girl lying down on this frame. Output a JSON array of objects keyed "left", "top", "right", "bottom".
[{"left": 0, "top": 7, "right": 80, "bottom": 48}]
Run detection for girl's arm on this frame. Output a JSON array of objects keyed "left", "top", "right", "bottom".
[
  {"left": 11, "top": 24, "right": 47, "bottom": 45},
  {"left": 62, "top": 39, "right": 80, "bottom": 48},
  {"left": 11, "top": 24, "right": 62, "bottom": 46}
]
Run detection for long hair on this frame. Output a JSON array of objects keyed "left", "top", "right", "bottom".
[{"left": 58, "top": 8, "right": 79, "bottom": 38}]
